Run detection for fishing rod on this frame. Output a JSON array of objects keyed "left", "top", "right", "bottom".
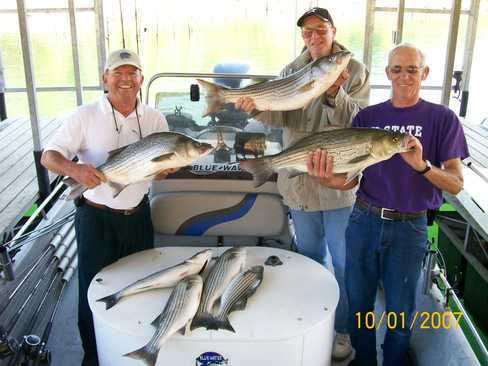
[
  {"left": 6, "top": 241, "right": 78, "bottom": 366},
  {"left": 0, "top": 223, "right": 73, "bottom": 316},
  {"left": 32, "top": 256, "right": 78, "bottom": 366},
  {"left": 0, "top": 231, "right": 75, "bottom": 359}
]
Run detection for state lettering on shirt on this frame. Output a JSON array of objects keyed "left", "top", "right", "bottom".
[{"left": 374, "top": 124, "right": 423, "bottom": 137}]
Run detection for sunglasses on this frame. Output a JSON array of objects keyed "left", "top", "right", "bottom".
[
  {"left": 388, "top": 66, "right": 424, "bottom": 75},
  {"left": 301, "top": 27, "right": 332, "bottom": 38}
]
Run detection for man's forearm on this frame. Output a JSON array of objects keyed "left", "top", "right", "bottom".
[
  {"left": 41, "top": 150, "right": 77, "bottom": 178},
  {"left": 423, "top": 166, "right": 463, "bottom": 195}
]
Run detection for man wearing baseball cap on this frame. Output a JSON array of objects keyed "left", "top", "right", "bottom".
[
  {"left": 236, "top": 7, "right": 370, "bottom": 362},
  {"left": 42, "top": 49, "right": 175, "bottom": 365}
]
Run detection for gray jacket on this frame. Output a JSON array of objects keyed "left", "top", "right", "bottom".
[{"left": 257, "top": 42, "right": 370, "bottom": 211}]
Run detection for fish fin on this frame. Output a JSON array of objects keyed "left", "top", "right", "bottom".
[
  {"left": 179, "top": 319, "right": 192, "bottom": 336},
  {"left": 123, "top": 345, "right": 158, "bottom": 366},
  {"left": 96, "top": 293, "right": 121, "bottom": 310},
  {"left": 190, "top": 312, "right": 216, "bottom": 331},
  {"left": 61, "top": 177, "right": 87, "bottom": 200},
  {"left": 347, "top": 154, "right": 371, "bottom": 164},
  {"left": 197, "top": 79, "right": 225, "bottom": 117},
  {"left": 107, "top": 146, "right": 126, "bottom": 159},
  {"left": 150, "top": 313, "right": 162, "bottom": 328},
  {"left": 239, "top": 158, "right": 274, "bottom": 188},
  {"left": 298, "top": 80, "right": 315, "bottom": 93},
  {"left": 107, "top": 181, "right": 128, "bottom": 198},
  {"left": 198, "top": 257, "right": 212, "bottom": 274},
  {"left": 214, "top": 316, "right": 236, "bottom": 332},
  {"left": 345, "top": 170, "right": 362, "bottom": 185},
  {"left": 287, "top": 169, "right": 307, "bottom": 179},
  {"left": 230, "top": 298, "right": 248, "bottom": 312},
  {"left": 150, "top": 152, "right": 175, "bottom": 163}
]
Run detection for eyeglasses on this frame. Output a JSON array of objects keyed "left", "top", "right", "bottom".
[
  {"left": 388, "top": 66, "right": 424, "bottom": 75},
  {"left": 301, "top": 27, "right": 331, "bottom": 38}
]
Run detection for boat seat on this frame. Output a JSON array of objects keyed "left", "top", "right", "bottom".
[{"left": 150, "top": 191, "right": 291, "bottom": 248}]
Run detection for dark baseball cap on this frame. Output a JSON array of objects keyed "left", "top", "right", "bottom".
[{"left": 297, "top": 7, "right": 334, "bottom": 27}]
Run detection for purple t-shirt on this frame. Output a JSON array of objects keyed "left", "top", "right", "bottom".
[{"left": 352, "top": 99, "right": 469, "bottom": 212}]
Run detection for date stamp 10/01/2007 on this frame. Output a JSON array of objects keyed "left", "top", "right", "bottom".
[{"left": 355, "top": 311, "right": 463, "bottom": 331}]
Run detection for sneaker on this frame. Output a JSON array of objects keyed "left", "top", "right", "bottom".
[{"left": 332, "top": 332, "right": 353, "bottom": 361}]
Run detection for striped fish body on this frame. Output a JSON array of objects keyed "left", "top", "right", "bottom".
[
  {"left": 63, "top": 132, "right": 213, "bottom": 199},
  {"left": 96, "top": 249, "right": 212, "bottom": 310},
  {"left": 240, "top": 128, "right": 410, "bottom": 188},
  {"left": 212, "top": 265, "right": 264, "bottom": 332},
  {"left": 190, "top": 247, "right": 247, "bottom": 330},
  {"left": 123, "top": 274, "right": 203, "bottom": 366},
  {"left": 198, "top": 51, "right": 351, "bottom": 116}
]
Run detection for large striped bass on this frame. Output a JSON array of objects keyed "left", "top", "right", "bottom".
[
  {"left": 123, "top": 275, "right": 203, "bottom": 366},
  {"left": 190, "top": 247, "right": 247, "bottom": 330},
  {"left": 197, "top": 50, "right": 351, "bottom": 116},
  {"left": 210, "top": 265, "right": 264, "bottom": 332},
  {"left": 63, "top": 132, "right": 213, "bottom": 199},
  {"left": 239, "top": 128, "right": 410, "bottom": 188},
  {"left": 96, "top": 249, "right": 212, "bottom": 310}
]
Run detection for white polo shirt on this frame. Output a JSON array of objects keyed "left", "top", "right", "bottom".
[{"left": 45, "top": 95, "right": 169, "bottom": 209}]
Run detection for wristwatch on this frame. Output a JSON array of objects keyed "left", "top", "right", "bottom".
[{"left": 417, "top": 160, "right": 432, "bottom": 175}]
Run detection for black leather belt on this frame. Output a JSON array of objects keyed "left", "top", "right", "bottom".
[
  {"left": 83, "top": 196, "right": 147, "bottom": 216},
  {"left": 356, "top": 197, "right": 426, "bottom": 221}
]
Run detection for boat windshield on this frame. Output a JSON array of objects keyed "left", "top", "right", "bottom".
[{"left": 148, "top": 74, "right": 283, "bottom": 179}]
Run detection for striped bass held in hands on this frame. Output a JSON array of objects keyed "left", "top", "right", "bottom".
[
  {"left": 63, "top": 132, "right": 213, "bottom": 200},
  {"left": 210, "top": 265, "right": 264, "bottom": 332},
  {"left": 239, "top": 128, "right": 410, "bottom": 188},
  {"left": 123, "top": 274, "right": 203, "bottom": 366},
  {"left": 197, "top": 50, "right": 351, "bottom": 116},
  {"left": 96, "top": 249, "right": 212, "bottom": 310},
  {"left": 190, "top": 247, "right": 247, "bottom": 331}
]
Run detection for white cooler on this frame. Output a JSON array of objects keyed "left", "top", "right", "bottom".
[{"left": 88, "top": 246, "right": 339, "bottom": 366}]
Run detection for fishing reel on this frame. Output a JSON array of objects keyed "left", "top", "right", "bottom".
[
  {"left": 19, "top": 335, "right": 51, "bottom": 365},
  {"left": 0, "top": 326, "right": 19, "bottom": 359}
]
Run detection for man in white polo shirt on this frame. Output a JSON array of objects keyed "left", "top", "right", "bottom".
[{"left": 41, "top": 49, "right": 174, "bottom": 366}]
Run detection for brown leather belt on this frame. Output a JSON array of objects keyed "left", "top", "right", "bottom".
[
  {"left": 84, "top": 197, "right": 145, "bottom": 216},
  {"left": 356, "top": 197, "right": 426, "bottom": 221}
]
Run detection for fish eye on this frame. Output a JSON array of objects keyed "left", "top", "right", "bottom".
[{"left": 392, "top": 137, "right": 398, "bottom": 142}]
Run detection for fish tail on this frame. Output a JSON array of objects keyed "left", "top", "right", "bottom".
[
  {"left": 123, "top": 345, "right": 158, "bottom": 366},
  {"left": 239, "top": 158, "right": 274, "bottom": 188},
  {"left": 197, "top": 78, "right": 223, "bottom": 117},
  {"left": 61, "top": 177, "right": 86, "bottom": 200},
  {"left": 190, "top": 311, "right": 217, "bottom": 331},
  {"left": 96, "top": 293, "right": 121, "bottom": 310},
  {"left": 213, "top": 315, "right": 236, "bottom": 333}
]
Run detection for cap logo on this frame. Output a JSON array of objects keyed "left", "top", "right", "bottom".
[{"left": 119, "top": 51, "right": 131, "bottom": 59}]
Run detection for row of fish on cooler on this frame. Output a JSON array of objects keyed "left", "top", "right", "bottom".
[{"left": 96, "top": 247, "right": 263, "bottom": 366}]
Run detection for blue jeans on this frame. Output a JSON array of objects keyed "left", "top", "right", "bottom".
[
  {"left": 345, "top": 203, "right": 428, "bottom": 366},
  {"left": 291, "top": 206, "right": 352, "bottom": 333}
]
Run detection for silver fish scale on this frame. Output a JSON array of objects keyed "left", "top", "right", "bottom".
[
  {"left": 198, "top": 255, "right": 231, "bottom": 313},
  {"left": 147, "top": 279, "right": 187, "bottom": 352},
  {"left": 101, "top": 133, "right": 180, "bottom": 175},
  {"left": 221, "top": 54, "right": 338, "bottom": 103},
  {"left": 270, "top": 132, "right": 376, "bottom": 171},
  {"left": 216, "top": 270, "right": 261, "bottom": 320}
]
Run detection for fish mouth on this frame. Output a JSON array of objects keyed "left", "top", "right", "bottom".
[{"left": 400, "top": 135, "right": 411, "bottom": 152}]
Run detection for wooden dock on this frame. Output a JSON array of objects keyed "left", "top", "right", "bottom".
[{"left": 0, "top": 117, "right": 62, "bottom": 237}]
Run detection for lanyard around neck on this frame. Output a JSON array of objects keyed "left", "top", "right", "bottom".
[{"left": 108, "top": 99, "right": 143, "bottom": 140}]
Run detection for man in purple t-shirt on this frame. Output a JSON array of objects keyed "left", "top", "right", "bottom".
[{"left": 305, "top": 43, "right": 468, "bottom": 365}]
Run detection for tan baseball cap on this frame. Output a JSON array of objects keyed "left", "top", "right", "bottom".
[{"left": 104, "top": 49, "right": 142, "bottom": 71}]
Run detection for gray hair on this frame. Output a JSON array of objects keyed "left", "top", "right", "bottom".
[{"left": 388, "top": 43, "right": 426, "bottom": 67}]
